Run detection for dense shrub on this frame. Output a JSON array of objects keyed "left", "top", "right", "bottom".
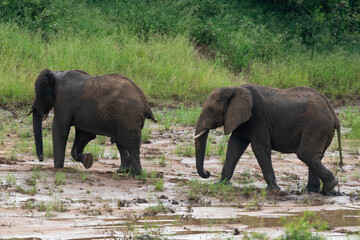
[{"left": 0, "top": 0, "right": 73, "bottom": 40}]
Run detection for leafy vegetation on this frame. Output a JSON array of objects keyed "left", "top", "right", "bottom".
[
  {"left": 278, "top": 211, "right": 329, "bottom": 240},
  {"left": 0, "top": 0, "right": 359, "bottom": 106},
  {"left": 340, "top": 106, "right": 360, "bottom": 139},
  {"left": 145, "top": 201, "right": 173, "bottom": 216},
  {"left": 55, "top": 170, "right": 66, "bottom": 185},
  {"left": 184, "top": 178, "right": 262, "bottom": 203}
]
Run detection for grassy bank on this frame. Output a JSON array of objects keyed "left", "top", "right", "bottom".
[
  {"left": 248, "top": 51, "right": 360, "bottom": 100},
  {"left": 0, "top": 23, "right": 234, "bottom": 105},
  {"left": 0, "top": 0, "right": 359, "bottom": 106}
]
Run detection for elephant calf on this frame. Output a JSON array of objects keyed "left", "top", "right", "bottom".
[
  {"left": 194, "top": 84, "right": 342, "bottom": 194},
  {"left": 28, "top": 68, "right": 157, "bottom": 175}
]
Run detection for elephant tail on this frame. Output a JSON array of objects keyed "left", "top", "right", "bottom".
[
  {"left": 336, "top": 124, "right": 343, "bottom": 167},
  {"left": 145, "top": 107, "right": 157, "bottom": 123}
]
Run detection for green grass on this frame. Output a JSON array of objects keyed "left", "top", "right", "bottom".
[
  {"left": 248, "top": 51, "right": 360, "bottom": 100},
  {"left": 83, "top": 141, "right": 104, "bottom": 161},
  {"left": 158, "top": 154, "right": 167, "bottom": 167},
  {"left": 0, "top": 0, "right": 359, "bottom": 108},
  {"left": 339, "top": 106, "right": 360, "bottom": 139},
  {"left": 176, "top": 144, "right": 195, "bottom": 157},
  {"left": 185, "top": 178, "right": 258, "bottom": 203},
  {"left": 55, "top": 170, "right": 66, "bottom": 185},
  {"left": 279, "top": 211, "right": 329, "bottom": 240},
  {"left": 153, "top": 178, "right": 164, "bottom": 192},
  {"left": 145, "top": 201, "right": 173, "bottom": 216},
  {"left": 155, "top": 104, "right": 202, "bottom": 127},
  {"left": 141, "top": 122, "right": 152, "bottom": 144},
  {"left": 0, "top": 23, "right": 233, "bottom": 106},
  {"left": 80, "top": 172, "right": 87, "bottom": 182},
  {"left": 6, "top": 172, "right": 16, "bottom": 185}
]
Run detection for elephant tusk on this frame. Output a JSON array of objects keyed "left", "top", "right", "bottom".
[
  {"left": 26, "top": 108, "right": 34, "bottom": 116},
  {"left": 194, "top": 129, "right": 208, "bottom": 140},
  {"left": 43, "top": 112, "right": 49, "bottom": 121}
]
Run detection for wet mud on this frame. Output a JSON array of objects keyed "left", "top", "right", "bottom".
[{"left": 0, "top": 118, "right": 360, "bottom": 239}]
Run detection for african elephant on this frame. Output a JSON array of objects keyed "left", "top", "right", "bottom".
[
  {"left": 194, "top": 84, "right": 342, "bottom": 194},
  {"left": 28, "top": 68, "right": 157, "bottom": 175}
]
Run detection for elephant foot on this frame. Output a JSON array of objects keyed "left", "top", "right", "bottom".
[
  {"left": 129, "top": 168, "right": 142, "bottom": 177},
  {"left": 306, "top": 185, "right": 320, "bottom": 193},
  {"left": 117, "top": 167, "right": 141, "bottom": 177},
  {"left": 118, "top": 166, "right": 131, "bottom": 174},
  {"left": 266, "top": 184, "right": 281, "bottom": 192},
  {"left": 54, "top": 162, "right": 64, "bottom": 168},
  {"left": 82, "top": 153, "right": 94, "bottom": 169},
  {"left": 321, "top": 178, "right": 338, "bottom": 194}
]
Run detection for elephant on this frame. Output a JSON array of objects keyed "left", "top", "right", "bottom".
[
  {"left": 194, "top": 84, "right": 343, "bottom": 194},
  {"left": 27, "top": 68, "right": 157, "bottom": 175}
]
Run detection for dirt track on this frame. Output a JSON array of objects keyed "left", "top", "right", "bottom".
[{"left": 0, "top": 113, "right": 360, "bottom": 239}]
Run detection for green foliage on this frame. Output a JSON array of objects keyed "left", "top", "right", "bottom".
[
  {"left": 0, "top": 23, "right": 232, "bottom": 105},
  {"left": 339, "top": 106, "right": 360, "bottom": 139},
  {"left": 159, "top": 154, "right": 166, "bottom": 167},
  {"left": 278, "top": 211, "right": 329, "bottom": 240},
  {"left": 31, "top": 167, "right": 42, "bottom": 181},
  {"left": 80, "top": 171, "right": 87, "bottom": 182},
  {"left": 145, "top": 201, "right": 173, "bottom": 215},
  {"left": 6, "top": 172, "right": 16, "bottom": 185},
  {"left": 55, "top": 170, "right": 66, "bottom": 185},
  {"left": 155, "top": 105, "right": 202, "bottom": 129},
  {"left": 243, "top": 232, "right": 268, "bottom": 240},
  {"left": 176, "top": 144, "right": 195, "bottom": 157},
  {"left": 153, "top": 178, "right": 164, "bottom": 192},
  {"left": 141, "top": 123, "right": 152, "bottom": 144},
  {"left": 0, "top": 0, "right": 359, "bottom": 106},
  {"left": 0, "top": 0, "right": 67, "bottom": 40},
  {"left": 248, "top": 51, "right": 360, "bottom": 100},
  {"left": 186, "top": 178, "right": 245, "bottom": 202},
  {"left": 84, "top": 141, "right": 104, "bottom": 161},
  {"left": 135, "top": 169, "right": 148, "bottom": 181}
]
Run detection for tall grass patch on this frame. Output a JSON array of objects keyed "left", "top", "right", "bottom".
[
  {"left": 248, "top": 51, "right": 360, "bottom": 100},
  {"left": 155, "top": 104, "right": 202, "bottom": 127},
  {"left": 340, "top": 106, "right": 360, "bottom": 139},
  {"left": 0, "top": 24, "right": 42, "bottom": 104},
  {"left": 0, "top": 23, "right": 234, "bottom": 105}
]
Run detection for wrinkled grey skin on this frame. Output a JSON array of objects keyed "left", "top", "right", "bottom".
[
  {"left": 195, "top": 84, "right": 342, "bottom": 194},
  {"left": 29, "top": 68, "right": 157, "bottom": 175}
]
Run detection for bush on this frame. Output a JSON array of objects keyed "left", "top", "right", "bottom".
[{"left": 0, "top": 0, "right": 72, "bottom": 40}]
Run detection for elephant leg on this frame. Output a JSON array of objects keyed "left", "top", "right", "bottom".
[
  {"left": 117, "top": 129, "right": 142, "bottom": 176},
  {"left": 71, "top": 128, "right": 96, "bottom": 169},
  {"left": 116, "top": 143, "right": 131, "bottom": 173},
  {"left": 52, "top": 118, "right": 70, "bottom": 168},
  {"left": 311, "top": 161, "right": 337, "bottom": 194},
  {"left": 306, "top": 168, "right": 321, "bottom": 193},
  {"left": 220, "top": 134, "right": 249, "bottom": 183},
  {"left": 252, "top": 143, "right": 280, "bottom": 191},
  {"left": 297, "top": 133, "right": 337, "bottom": 194}
]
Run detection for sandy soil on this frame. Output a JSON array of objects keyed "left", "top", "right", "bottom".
[{"left": 0, "top": 113, "right": 360, "bottom": 239}]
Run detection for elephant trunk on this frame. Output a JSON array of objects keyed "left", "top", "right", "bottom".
[
  {"left": 33, "top": 109, "right": 44, "bottom": 162},
  {"left": 195, "top": 129, "right": 210, "bottom": 178}
]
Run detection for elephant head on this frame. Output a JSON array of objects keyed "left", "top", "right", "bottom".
[
  {"left": 27, "top": 68, "right": 56, "bottom": 162},
  {"left": 194, "top": 87, "right": 253, "bottom": 178}
]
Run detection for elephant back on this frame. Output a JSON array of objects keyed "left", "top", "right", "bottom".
[{"left": 82, "top": 74, "right": 154, "bottom": 129}]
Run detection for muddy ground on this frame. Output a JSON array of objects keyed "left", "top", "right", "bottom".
[{"left": 0, "top": 110, "right": 360, "bottom": 239}]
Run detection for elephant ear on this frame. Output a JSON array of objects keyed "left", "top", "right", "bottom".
[
  {"left": 224, "top": 87, "right": 253, "bottom": 135},
  {"left": 34, "top": 69, "right": 56, "bottom": 114},
  {"left": 44, "top": 73, "right": 55, "bottom": 106}
]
